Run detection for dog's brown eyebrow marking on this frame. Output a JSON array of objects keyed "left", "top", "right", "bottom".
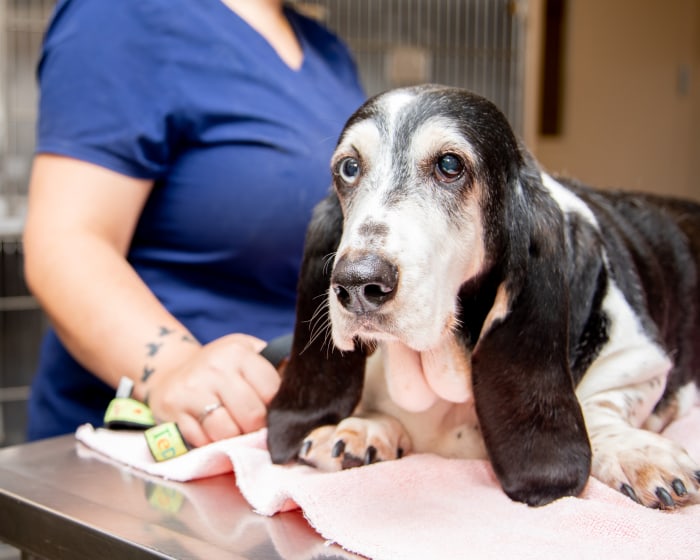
[{"left": 358, "top": 221, "right": 389, "bottom": 239}]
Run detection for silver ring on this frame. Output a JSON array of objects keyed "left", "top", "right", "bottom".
[{"left": 198, "top": 402, "right": 223, "bottom": 424}]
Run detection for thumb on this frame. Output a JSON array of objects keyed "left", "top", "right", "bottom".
[{"left": 220, "top": 333, "right": 268, "bottom": 354}]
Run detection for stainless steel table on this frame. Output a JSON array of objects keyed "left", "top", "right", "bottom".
[{"left": 0, "top": 435, "right": 358, "bottom": 559}]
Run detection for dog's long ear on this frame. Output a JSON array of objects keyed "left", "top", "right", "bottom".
[
  {"left": 470, "top": 160, "right": 592, "bottom": 507},
  {"left": 267, "top": 192, "right": 367, "bottom": 464}
]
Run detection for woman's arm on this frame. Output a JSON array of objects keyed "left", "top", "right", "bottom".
[{"left": 23, "top": 154, "right": 280, "bottom": 446}]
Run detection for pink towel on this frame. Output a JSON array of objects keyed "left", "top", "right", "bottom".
[{"left": 76, "top": 405, "right": 700, "bottom": 560}]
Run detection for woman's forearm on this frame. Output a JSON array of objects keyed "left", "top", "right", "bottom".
[{"left": 26, "top": 231, "right": 201, "bottom": 396}]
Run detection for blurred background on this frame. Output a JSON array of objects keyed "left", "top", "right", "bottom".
[{"left": 0, "top": 0, "right": 698, "bottom": 449}]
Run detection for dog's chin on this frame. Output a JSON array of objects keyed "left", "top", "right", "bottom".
[
  {"left": 330, "top": 306, "right": 457, "bottom": 352},
  {"left": 330, "top": 325, "right": 396, "bottom": 353},
  {"left": 330, "top": 317, "right": 451, "bottom": 354}
]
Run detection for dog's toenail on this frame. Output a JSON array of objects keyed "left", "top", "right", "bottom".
[
  {"left": 364, "top": 445, "right": 377, "bottom": 465},
  {"left": 620, "top": 483, "right": 640, "bottom": 504},
  {"left": 655, "top": 487, "right": 675, "bottom": 508},
  {"left": 331, "top": 440, "right": 346, "bottom": 458},
  {"left": 671, "top": 479, "right": 687, "bottom": 496},
  {"left": 397, "top": 447, "right": 404, "bottom": 459},
  {"left": 695, "top": 470, "right": 700, "bottom": 483}
]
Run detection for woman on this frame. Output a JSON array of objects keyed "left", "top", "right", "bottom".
[{"left": 23, "top": 0, "right": 365, "bottom": 447}]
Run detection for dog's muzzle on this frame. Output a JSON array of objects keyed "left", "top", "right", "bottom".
[{"left": 331, "top": 253, "right": 398, "bottom": 314}]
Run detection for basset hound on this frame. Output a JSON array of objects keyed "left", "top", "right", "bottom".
[{"left": 267, "top": 85, "right": 700, "bottom": 509}]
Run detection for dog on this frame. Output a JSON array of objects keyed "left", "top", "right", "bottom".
[{"left": 266, "top": 84, "right": 700, "bottom": 509}]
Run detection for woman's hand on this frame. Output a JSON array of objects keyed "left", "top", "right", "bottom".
[{"left": 143, "top": 334, "right": 281, "bottom": 447}]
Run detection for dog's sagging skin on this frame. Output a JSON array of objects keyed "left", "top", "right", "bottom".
[{"left": 267, "top": 85, "right": 700, "bottom": 508}]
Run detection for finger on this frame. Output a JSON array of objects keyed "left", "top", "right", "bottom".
[
  {"left": 203, "top": 335, "right": 279, "bottom": 400},
  {"left": 222, "top": 333, "right": 268, "bottom": 354},
  {"left": 237, "top": 351, "right": 282, "bottom": 403},
  {"left": 177, "top": 412, "right": 211, "bottom": 448},
  {"left": 198, "top": 403, "right": 242, "bottom": 442},
  {"left": 218, "top": 373, "right": 268, "bottom": 434}
]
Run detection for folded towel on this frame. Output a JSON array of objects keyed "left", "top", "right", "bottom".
[{"left": 76, "top": 404, "right": 700, "bottom": 560}]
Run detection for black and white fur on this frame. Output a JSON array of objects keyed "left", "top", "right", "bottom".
[{"left": 267, "top": 85, "right": 700, "bottom": 508}]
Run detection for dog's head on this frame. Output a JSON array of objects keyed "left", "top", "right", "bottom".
[{"left": 327, "top": 85, "right": 520, "bottom": 353}]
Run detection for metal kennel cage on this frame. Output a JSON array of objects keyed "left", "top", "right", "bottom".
[
  {"left": 0, "top": 0, "right": 53, "bottom": 449},
  {"left": 298, "top": 0, "right": 527, "bottom": 133}
]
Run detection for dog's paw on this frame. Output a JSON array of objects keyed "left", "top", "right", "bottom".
[
  {"left": 297, "top": 414, "right": 412, "bottom": 471},
  {"left": 591, "top": 428, "right": 700, "bottom": 508}
]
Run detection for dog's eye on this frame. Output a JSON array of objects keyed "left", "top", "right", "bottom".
[
  {"left": 337, "top": 157, "right": 361, "bottom": 185},
  {"left": 435, "top": 154, "right": 464, "bottom": 182}
]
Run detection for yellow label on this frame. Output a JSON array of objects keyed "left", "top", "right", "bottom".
[
  {"left": 144, "top": 422, "right": 189, "bottom": 462},
  {"left": 103, "top": 397, "right": 155, "bottom": 428}
]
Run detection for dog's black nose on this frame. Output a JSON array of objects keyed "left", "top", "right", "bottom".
[{"left": 331, "top": 253, "right": 398, "bottom": 313}]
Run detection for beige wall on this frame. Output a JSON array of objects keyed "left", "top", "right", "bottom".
[{"left": 531, "top": 0, "right": 700, "bottom": 201}]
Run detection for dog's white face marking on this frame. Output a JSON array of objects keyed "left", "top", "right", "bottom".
[
  {"left": 379, "top": 89, "right": 417, "bottom": 130},
  {"left": 329, "top": 91, "right": 486, "bottom": 356}
]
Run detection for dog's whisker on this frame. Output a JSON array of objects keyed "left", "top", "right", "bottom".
[
  {"left": 309, "top": 321, "right": 333, "bottom": 358},
  {"left": 306, "top": 297, "right": 328, "bottom": 323},
  {"left": 322, "top": 252, "right": 337, "bottom": 275},
  {"left": 321, "top": 322, "right": 335, "bottom": 359},
  {"left": 304, "top": 317, "right": 327, "bottom": 351},
  {"left": 307, "top": 306, "right": 330, "bottom": 342},
  {"left": 302, "top": 299, "right": 332, "bottom": 355},
  {"left": 312, "top": 292, "right": 329, "bottom": 303}
]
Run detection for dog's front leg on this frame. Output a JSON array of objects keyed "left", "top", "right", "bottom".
[
  {"left": 298, "top": 412, "right": 412, "bottom": 470},
  {"left": 267, "top": 193, "right": 368, "bottom": 464},
  {"left": 296, "top": 351, "right": 413, "bottom": 470},
  {"left": 575, "top": 290, "right": 700, "bottom": 508},
  {"left": 581, "top": 383, "right": 700, "bottom": 509}
]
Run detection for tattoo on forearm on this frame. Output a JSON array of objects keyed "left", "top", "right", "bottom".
[
  {"left": 141, "top": 326, "right": 197, "bottom": 383},
  {"left": 142, "top": 365, "right": 155, "bottom": 382}
]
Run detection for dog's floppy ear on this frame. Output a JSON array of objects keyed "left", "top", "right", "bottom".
[
  {"left": 470, "top": 160, "right": 592, "bottom": 507},
  {"left": 267, "top": 191, "right": 367, "bottom": 464}
]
